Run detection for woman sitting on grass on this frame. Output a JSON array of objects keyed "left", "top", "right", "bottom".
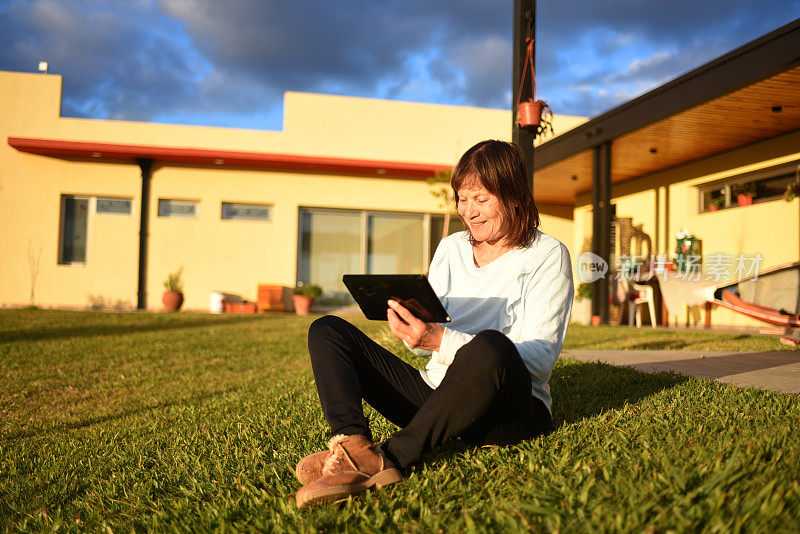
[{"left": 294, "top": 140, "right": 574, "bottom": 508}]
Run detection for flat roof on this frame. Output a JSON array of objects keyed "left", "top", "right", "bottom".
[{"left": 7, "top": 137, "right": 450, "bottom": 179}]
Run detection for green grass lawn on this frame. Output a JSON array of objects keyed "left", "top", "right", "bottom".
[{"left": 1, "top": 309, "right": 799, "bottom": 532}]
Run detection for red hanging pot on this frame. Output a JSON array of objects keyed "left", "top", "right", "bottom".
[
  {"left": 515, "top": 37, "right": 550, "bottom": 134},
  {"left": 517, "top": 100, "right": 544, "bottom": 129}
]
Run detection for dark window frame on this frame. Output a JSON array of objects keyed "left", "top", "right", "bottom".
[
  {"left": 698, "top": 160, "right": 800, "bottom": 213},
  {"left": 221, "top": 201, "right": 273, "bottom": 221},
  {"left": 58, "top": 194, "right": 90, "bottom": 265}
]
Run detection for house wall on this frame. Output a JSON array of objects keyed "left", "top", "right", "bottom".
[
  {"left": 0, "top": 71, "right": 579, "bottom": 311},
  {"left": 574, "top": 130, "right": 800, "bottom": 327}
]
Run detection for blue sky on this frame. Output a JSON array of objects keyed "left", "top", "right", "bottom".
[{"left": 1, "top": 0, "right": 799, "bottom": 131}]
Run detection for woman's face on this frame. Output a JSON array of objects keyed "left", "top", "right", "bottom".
[{"left": 456, "top": 181, "right": 508, "bottom": 244}]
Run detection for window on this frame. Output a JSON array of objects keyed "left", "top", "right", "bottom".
[
  {"left": 297, "top": 208, "right": 460, "bottom": 305},
  {"left": 699, "top": 161, "right": 799, "bottom": 212},
  {"left": 221, "top": 202, "right": 272, "bottom": 221},
  {"left": 158, "top": 199, "right": 198, "bottom": 218},
  {"left": 96, "top": 197, "right": 132, "bottom": 215},
  {"left": 59, "top": 195, "right": 89, "bottom": 264}
]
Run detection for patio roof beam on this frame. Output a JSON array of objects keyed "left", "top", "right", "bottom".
[
  {"left": 591, "top": 141, "right": 612, "bottom": 325},
  {"left": 137, "top": 158, "right": 153, "bottom": 311}
]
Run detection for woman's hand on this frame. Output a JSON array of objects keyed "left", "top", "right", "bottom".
[{"left": 387, "top": 300, "right": 444, "bottom": 351}]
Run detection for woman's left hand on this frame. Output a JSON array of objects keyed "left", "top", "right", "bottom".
[{"left": 387, "top": 300, "right": 444, "bottom": 351}]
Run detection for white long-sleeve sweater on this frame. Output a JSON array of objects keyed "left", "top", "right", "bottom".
[{"left": 413, "top": 230, "right": 574, "bottom": 414}]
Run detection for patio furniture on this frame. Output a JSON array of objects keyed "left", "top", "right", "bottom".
[
  {"left": 257, "top": 284, "right": 285, "bottom": 312},
  {"left": 656, "top": 273, "right": 716, "bottom": 328},
  {"left": 629, "top": 283, "right": 657, "bottom": 328}
]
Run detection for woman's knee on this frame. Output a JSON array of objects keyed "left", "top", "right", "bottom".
[
  {"left": 459, "top": 330, "right": 519, "bottom": 370},
  {"left": 307, "top": 315, "right": 350, "bottom": 354}
]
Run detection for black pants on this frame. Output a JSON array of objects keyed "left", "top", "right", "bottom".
[{"left": 307, "top": 315, "right": 551, "bottom": 469}]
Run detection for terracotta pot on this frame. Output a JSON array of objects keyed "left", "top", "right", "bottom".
[
  {"left": 224, "top": 301, "right": 257, "bottom": 314},
  {"left": 516, "top": 100, "right": 544, "bottom": 130},
  {"left": 591, "top": 315, "right": 601, "bottom": 326},
  {"left": 737, "top": 193, "right": 753, "bottom": 206},
  {"left": 162, "top": 291, "right": 184, "bottom": 311},
  {"left": 708, "top": 204, "right": 719, "bottom": 212},
  {"left": 293, "top": 295, "right": 314, "bottom": 315}
]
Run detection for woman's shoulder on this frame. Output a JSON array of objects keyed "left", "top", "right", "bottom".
[
  {"left": 513, "top": 231, "right": 572, "bottom": 278},
  {"left": 437, "top": 231, "right": 471, "bottom": 253},
  {"left": 522, "top": 230, "right": 569, "bottom": 258}
]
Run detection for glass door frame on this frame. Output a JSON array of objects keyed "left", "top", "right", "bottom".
[{"left": 296, "top": 206, "right": 436, "bottom": 287}]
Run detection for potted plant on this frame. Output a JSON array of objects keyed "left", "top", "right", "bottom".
[
  {"left": 517, "top": 100, "right": 554, "bottom": 139},
  {"left": 575, "top": 282, "right": 591, "bottom": 302},
  {"left": 293, "top": 283, "right": 322, "bottom": 315},
  {"left": 784, "top": 182, "right": 800, "bottom": 202},
  {"left": 162, "top": 267, "right": 184, "bottom": 311},
  {"left": 515, "top": 36, "right": 555, "bottom": 140},
  {"left": 707, "top": 196, "right": 725, "bottom": 212},
  {"left": 732, "top": 182, "right": 756, "bottom": 206}
]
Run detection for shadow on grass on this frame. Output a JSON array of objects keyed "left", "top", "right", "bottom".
[
  {"left": 414, "top": 360, "right": 691, "bottom": 467},
  {"left": 0, "top": 315, "right": 267, "bottom": 344},
  {"left": 549, "top": 360, "right": 690, "bottom": 427},
  {"left": 1, "top": 385, "right": 244, "bottom": 443}
]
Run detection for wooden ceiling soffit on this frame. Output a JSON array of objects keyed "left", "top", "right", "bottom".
[
  {"left": 533, "top": 151, "right": 592, "bottom": 204},
  {"left": 611, "top": 66, "right": 800, "bottom": 182}
]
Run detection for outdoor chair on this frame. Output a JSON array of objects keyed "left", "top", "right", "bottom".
[{"left": 629, "top": 283, "right": 657, "bottom": 328}]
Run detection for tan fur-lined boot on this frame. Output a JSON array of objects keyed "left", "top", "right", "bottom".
[
  {"left": 295, "top": 434, "right": 402, "bottom": 508},
  {"left": 295, "top": 449, "right": 331, "bottom": 485}
]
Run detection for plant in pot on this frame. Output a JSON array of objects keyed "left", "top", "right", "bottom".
[
  {"left": 162, "top": 267, "right": 184, "bottom": 311},
  {"left": 784, "top": 181, "right": 800, "bottom": 202},
  {"left": 515, "top": 37, "right": 555, "bottom": 140},
  {"left": 731, "top": 182, "right": 756, "bottom": 206},
  {"left": 293, "top": 283, "right": 322, "bottom": 315},
  {"left": 575, "top": 282, "right": 592, "bottom": 302},
  {"left": 707, "top": 196, "right": 725, "bottom": 212}
]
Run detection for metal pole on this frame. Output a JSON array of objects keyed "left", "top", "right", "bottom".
[
  {"left": 591, "top": 142, "right": 612, "bottom": 324},
  {"left": 137, "top": 158, "right": 153, "bottom": 310},
  {"left": 512, "top": 0, "right": 536, "bottom": 191}
]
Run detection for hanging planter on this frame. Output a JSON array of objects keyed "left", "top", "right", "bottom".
[{"left": 515, "top": 37, "right": 554, "bottom": 138}]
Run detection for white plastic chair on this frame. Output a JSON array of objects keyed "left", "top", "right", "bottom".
[{"left": 629, "top": 283, "right": 657, "bottom": 328}]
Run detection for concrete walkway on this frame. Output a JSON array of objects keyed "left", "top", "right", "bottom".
[{"left": 563, "top": 349, "right": 800, "bottom": 395}]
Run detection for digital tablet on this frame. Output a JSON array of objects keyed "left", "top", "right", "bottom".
[{"left": 342, "top": 274, "right": 450, "bottom": 323}]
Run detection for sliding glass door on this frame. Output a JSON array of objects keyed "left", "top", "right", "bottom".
[
  {"left": 367, "top": 213, "right": 425, "bottom": 275},
  {"left": 297, "top": 208, "right": 462, "bottom": 305},
  {"left": 298, "top": 209, "right": 362, "bottom": 305}
]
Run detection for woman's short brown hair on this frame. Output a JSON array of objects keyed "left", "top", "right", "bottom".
[{"left": 451, "top": 140, "right": 540, "bottom": 248}]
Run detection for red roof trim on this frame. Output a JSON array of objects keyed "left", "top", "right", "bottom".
[{"left": 7, "top": 137, "right": 450, "bottom": 179}]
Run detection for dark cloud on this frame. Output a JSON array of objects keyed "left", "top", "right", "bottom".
[
  {"left": 536, "top": 0, "right": 800, "bottom": 115},
  {"left": 0, "top": 0, "right": 798, "bottom": 127},
  {"left": 0, "top": 0, "right": 203, "bottom": 120}
]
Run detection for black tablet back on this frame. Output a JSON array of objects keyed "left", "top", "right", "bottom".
[{"left": 342, "top": 274, "right": 450, "bottom": 323}]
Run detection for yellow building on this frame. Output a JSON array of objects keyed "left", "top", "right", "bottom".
[
  {"left": 0, "top": 69, "right": 582, "bottom": 311},
  {"left": 3, "top": 19, "right": 799, "bottom": 331}
]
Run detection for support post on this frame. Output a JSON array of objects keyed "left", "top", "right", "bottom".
[
  {"left": 591, "top": 142, "right": 612, "bottom": 324},
  {"left": 512, "top": 0, "right": 536, "bottom": 191},
  {"left": 137, "top": 158, "right": 153, "bottom": 310}
]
